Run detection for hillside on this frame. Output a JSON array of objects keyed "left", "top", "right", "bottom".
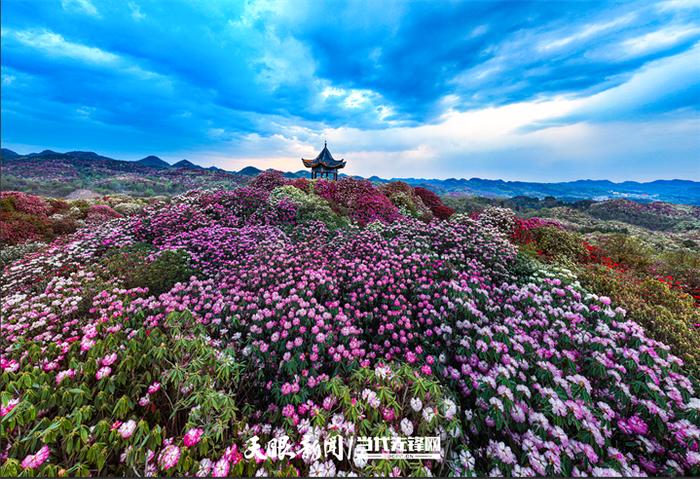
[
  {"left": 1, "top": 172, "right": 699, "bottom": 477},
  {"left": 3, "top": 148, "right": 699, "bottom": 204},
  {"left": 1, "top": 149, "right": 245, "bottom": 197}
]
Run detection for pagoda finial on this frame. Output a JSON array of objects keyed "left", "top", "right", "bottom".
[{"left": 324, "top": 140, "right": 327, "bottom": 148}]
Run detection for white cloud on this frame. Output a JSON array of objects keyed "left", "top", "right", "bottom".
[
  {"left": 2, "top": 73, "right": 16, "bottom": 86},
  {"left": 538, "top": 14, "right": 636, "bottom": 52},
  {"left": 563, "top": 42, "right": 700, "bottom": 119},
  {"left": 61, "top": 0, "right": 99, "bottom": 17},
  {"left": 207, "top": 128, "right": 226, "bottom": 139},
  {"left": 622, "top": 25, "right": 700, "bottom": 56},
  {"left": 321, "top": 86, "right": 344, "bottom": 99},
  {"left": 656, "top": 0, "right": 700, "bottom": 11},
  {"left": 9, "top": 29, "right": 119, "bottom": 64},
  {"left": 317, "top": 83, "right": 397, "bottom": 123},
  {"left": 76, "top": 105, "right": 96, "bottom": 118},
  {"left": 470, "top": 24, "right": 489, "bottom": 38},
  {"left": 343, "top": 90, "right": 372, "bottom": 109},
  {"left": 128, "top": 2, "right": 146, "bottom": 21},
  {"left": 4, "top": 28, "right": 172, "bottom": 85}
]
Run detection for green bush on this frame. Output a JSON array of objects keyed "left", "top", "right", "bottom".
[
  {"left": 595, "top": 233, "right": 654, "bottom": 272},
  {"left": 442, "top": 195, "right": 496, "bottom": 215},
  {"left": 527, "top": 226, "right": 588, "bottom": 264},
  {"left": 657, "top": 249, "right": 700, "bottom": 293},
  {"left": 379, "top": 182, "right": 433, "bottom": 221},
  {"left": 96, "top": 244, "right": 195, "bottom": 297},
  {"left": 269, "top": 185, "right": 350, "bottom": 230}
]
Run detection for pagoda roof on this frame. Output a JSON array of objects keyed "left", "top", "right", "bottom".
[{"left": 302, "top": 142, "right": 346, "bottom": 169}]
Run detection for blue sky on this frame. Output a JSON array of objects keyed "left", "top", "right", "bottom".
[{"left": 2, "top": 0, "right": 699, "bottom": 181}]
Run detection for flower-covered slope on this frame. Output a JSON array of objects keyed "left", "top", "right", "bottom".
[{"left": 1, "top": 174, "right": 699, "bottom": 477}]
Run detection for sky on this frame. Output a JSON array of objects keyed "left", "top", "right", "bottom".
[{"left": 1, "top": 0, "right": 699, "bottom": 181}]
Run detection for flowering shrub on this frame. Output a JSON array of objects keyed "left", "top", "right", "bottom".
[
  {"left": 113, "top": 202, "right": 144, "bottom": 215},
  {"left": 0, "top": 313, "right": 250, "bottom": 477},
  {"left": 577, "top": 264, "right": 700, "bottom": 372},
  {"left": 476, "top": 206, "right": 517, "bottom": 235},
  {"left": 588, "top": 199, "right": 688, "bottom": 231},
  {"left": 657, "top": 250, "right": 700, "bottom": 306},
  {"left": 0, "top": 192, "right": 141, "bottom": 247},
  {"left": 0, "top": 191, "right": 52, "bottom": 216},
  {"left": 414, "top": 187, "right": 455, "bottom": 220},
  {"left": 1, "top": 179, "right": 699, "bottom": 476},
  {"left": 511, "top": 217, "right": 561, "bottom": 245},
  {"left": 95, "top": 244, "right": 196, "bottom": 297},
  {"left": 594, "top": 234, "right": 655, "bottom": 272},
  {"left": 0, "top": 241, "right": 46, "bottom": 267},
  {"left": 380, "top": 182, "right": 433, "bottom": 221},
  {"left": 248, "top": 170, "right": 288, "bottom": 192},
  {"left": 85, "top": 204, "right": 123, "bottom": 224},
  {"left": 507, "top": 213, "right": 700, "bottom": 373},
  {"left": 289, "top": 177, "right": 311, "bottom": 193},
  {"left": 0, "top": 192, "right": 53, "bottom": 245},
  {"left": 314, "top": 178, "right": 402, "bottom": 226},
  {"left": 269, "top": 185, "right": 350, "bottom": 230},
  {"left": 523, "top": 226, "right": 590, "bottom": 264}
]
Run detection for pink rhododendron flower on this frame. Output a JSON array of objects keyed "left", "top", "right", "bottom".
[
  {"left": 21, "top": 445, "right": 50, "bottom": 469},
  {"left": 80, "top": 338, "right": 95, "bottom": 352},
  {"left": 96, "top": 366, "right": 112, "bottom": 380},
  {"left": 147, "top": 382, "right": 161, "bottom": 395},
  {"left": 627, "top": 415, "right": 649, "bottom": 435},
  {"left": 158, "top": 444, "right": 180, "bottom": 470},
  {"left": 56, "top": 369, "right": 75, "bottom": 385},
  {"left": 101, "top": 352, "right": 118, "bottom": 366},
  {"left": 223, "top": 444, "right": 242, "bottom": 464},
  {"left": 212, "top": 457, "right": 230, "bottom": 477},
  {"left": 183, "top": 428, "right": 204, "bottom": 447},
  {"left": 382, "top": 407, "right": 395, "bottom": 422},
  {"left": 688, "top": 451, "right": 700, "bottom": 467},
  {"left": 0, "top": 398, "right": 19, "bottom": 418},
  {"left": 197, "top": 458, "right": 213, "bottom": 477},
  {"left": 118, "top": 420, "right": 137, "bottom": 439},
  {"left": 0, "top": 358, "right": 19, "bottom": 373}
]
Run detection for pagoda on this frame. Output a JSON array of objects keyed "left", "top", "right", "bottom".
[{"left": 302, "top": 141, "right": 346, "bottom": 180}]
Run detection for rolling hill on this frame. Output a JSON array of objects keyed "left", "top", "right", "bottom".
[{"left": 2, "top": 148, "right": 699, "bottom": 204}]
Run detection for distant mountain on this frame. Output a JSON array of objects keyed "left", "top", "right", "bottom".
[
  {"left": 137, "top": 155, "right": 171, "bottom": 168},
  {"left": 282, "top": 170, "right": 309, "bottom": 179},
  {"left": 1, "top": 148, "right": 20, "bottom": 160},
  {"left": 63, "top": 151, "right": 118, "bottom": 162},
  {"left": 237, "top": 166, "right": 263, "bottom": 176},
  {"left": 417, "top": 177, "right": 700, "bottom": 205},
  {"left": 30, "top": 149, "right": 62, "bottom": 158},
  {"left": 172, "top": 159, "right": 203, "bottom": 170}
]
